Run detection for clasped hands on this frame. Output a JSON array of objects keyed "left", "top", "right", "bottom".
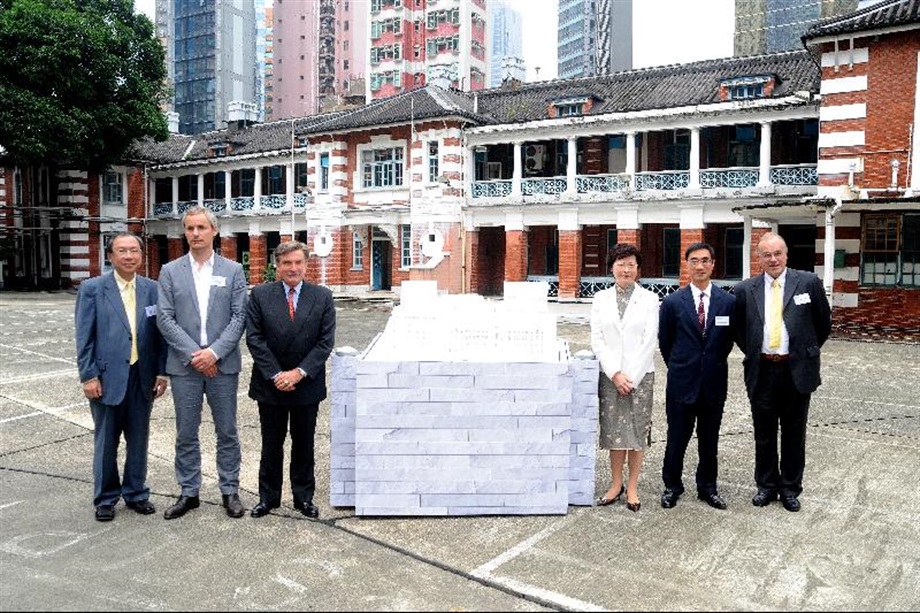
[
  {"left": 274, "top": 368, "right": 305, "bottom": 392},
  {"left": 190, "top": 348, "right": 219, "bottom": 378},
  {"left": 612, "top": 372, "right": 635, "bottom": 397}
]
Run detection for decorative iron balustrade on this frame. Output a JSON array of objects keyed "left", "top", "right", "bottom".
[
  {"left": 635, "top": 171, "right": 690, "bottom": 191},
  {"left": 527, "top": 276, "right": 736, "bottom": 299},
  {"left": 700, "top": 168, "right": 759, "bottom": 188},
  {"left": 770, "top": 164, "right": 818, "bottom": 185},
  {"left": 293, "top": 193, "right": 310, "bottom": 208},
  {"left": 230, "top": 196, "right": 254, "bottom": 211},
  {"left": 261, "top": 194, "right": 287, "bottom": 209},
  {"left": 153, "top": 203, "right": 173, "bottom": 217},
  {"left": 522, "top": 177, "right": 567, "bottom": 196},
  {"left": 177, "top": 200, "right": 196, "bottom": 214},
  {"left": 204, "top": 198, "right": 226, "bottom": 214},
  {"left": 576, "top": 173, "right": 630, "bottom": 194},
  {"left": 471, "top": 180, "right": 512, "bottom": 198}
]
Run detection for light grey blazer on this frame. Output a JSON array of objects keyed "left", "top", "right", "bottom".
[{"left": 156, "top": 253, "right": 247, "bottom": 376}]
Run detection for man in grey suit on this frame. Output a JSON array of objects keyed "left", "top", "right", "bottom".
[
  {"left": 246, "top": 241, "right": 336, "bottom": 519},
  {"left": 75, "top": 232, "right": 168, "bottom": 521},
  {"left": 157, "top": 206, "right": 248, "bottom": 519},
  {"left": 733, "top": 232, "right": 831, "bottom": 512}
]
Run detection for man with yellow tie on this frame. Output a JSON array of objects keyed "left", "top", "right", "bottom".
[
  {"left": 75, "top": 233, "right": 168, "bottom": 521},
  {"left": 732, "top": 232, "right": 831, "bottom": 512}
]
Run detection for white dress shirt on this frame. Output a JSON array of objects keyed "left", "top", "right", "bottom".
[{"left": 189, "top": 252, "right": 214, "bottom": 347}]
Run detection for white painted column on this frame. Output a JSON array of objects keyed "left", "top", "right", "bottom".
[
  {"left": 512, "top": 142, "right": 522, "bottom": 197},
  {"left": 823, "top": 205, "right": 838, "bottom": 299},
  {"left": 566, "top": 137, "right": 578, "bottom": 194},
  {"left": 253, "top": 167, "right": 262, "bottom": 211},
  {"left": 625, "top": 132, "right": 637, "bottom": 191},
  {"left": 224, "top": 170, "right": 232, "bottom": 209},
  {"left": 758, "top": 121, "right": 772, "bottom": 187},
  {"left": 689, "top": 127, "right": 701, "bottom": 189},
  {"left": 196, "top": 173, "right": 204, "bottom": 207},
  {"left": 286, "top": 162, "right": 295, "bottom": 208},
  {"left": 171, "top": 176, "right": 179, "bottom": 213},
  {"left": 743, "top": 216, "right": 753, "bottom": 277}
]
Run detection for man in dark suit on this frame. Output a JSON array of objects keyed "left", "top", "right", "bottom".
[
  {"left": 733, "top": 232, "right": 831, "bottom": 512},
  {"left": 157, "top": 206, "right": 248, "bottom": 519},
  {"left": 658, "top": 242, "right": 736, "bottom": 510},
  {"left": 75, "top": 232, "right": 168, "bottom": 521},
  {"left": 246, "top": 241, "right": 336, "bottom": 519}
]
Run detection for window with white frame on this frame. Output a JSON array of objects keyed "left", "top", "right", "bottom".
[
  {"left": 103, "top": 172, "right": 123, "bottom": 204},
  {"left": 319, "top": 153, "right": 330, "bottom": 191},
  {"left": 427, "top": 141, "right": 439, "bottom": 182},
  {"left": 352, "top": 230, "right": 364, "bottom": 269},
  {"left": 401, "top": 224, "right": 412, "bottom": 268},
  {"left": 361, "top": 147, "right": 404, "bottom": 188},
  {"left": 862, "top": 213, "right": 920, "bottom": 287}
]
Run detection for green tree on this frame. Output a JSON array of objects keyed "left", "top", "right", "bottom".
[{"left": 0, "top": 0, "right": 169, "bottom": 171}]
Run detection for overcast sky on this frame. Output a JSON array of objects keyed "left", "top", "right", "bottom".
[{"left": 135, "top": 0, "right": 736, "bottom": 82}]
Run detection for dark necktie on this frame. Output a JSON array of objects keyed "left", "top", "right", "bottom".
[
  {"left": 697, "top": 293, "right": 706, "bottom": 335},
  {"left": 287, "top": 286, "right": 296, "bottom": 321}
]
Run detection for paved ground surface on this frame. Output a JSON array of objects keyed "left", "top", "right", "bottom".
[{"left": 0, "top": 291, "right": 918, "bottom": 611}]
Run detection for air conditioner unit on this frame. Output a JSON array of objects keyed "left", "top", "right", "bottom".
[{"left": 524, "top": 144, "right": 545, "bottom": 172}]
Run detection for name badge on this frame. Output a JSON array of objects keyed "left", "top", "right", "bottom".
[
  {"left": 793, "top": 293, "right": 811, "bottom": 305},
  {"left": 211, "top": 276, "right": 227, "bottom": 287},
  {"left": 145, "top": 305, "right": 157, "bottom": 317},
  {"left": 715, "top": 316, "right": 730, "bottom": 326}
]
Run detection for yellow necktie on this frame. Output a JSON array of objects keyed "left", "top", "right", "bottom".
[
  {"left": 124, "top": 281, "right": 138, "bottom": 365},
  {"left": 769, "top": 278, "right": 782, "bottom": 350}
]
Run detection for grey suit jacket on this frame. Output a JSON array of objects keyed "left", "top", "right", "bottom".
[
  {"left": 75, "top": 273, "right": 166, "bottom": 405},
  {"left": 156, "top": 253, "right": 247, "bottom": 376},
  {"left": 732, "top": 268, "right": 832, "bottom": 396}
]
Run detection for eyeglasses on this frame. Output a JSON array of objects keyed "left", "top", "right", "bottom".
[
  {"left": 759, "top": 250, "right": 785, "bottom": 260},
  {"left": 113, "top": 248, "right": 142, "bottom": 256},
  {"left": 688, "top": 258, "right": 712, "bottom": 266}
]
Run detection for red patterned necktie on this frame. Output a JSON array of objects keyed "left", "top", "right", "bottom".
[
  {"left": 287, "top": 286, "right": 296, "bottom": 321},
  {"left": 697, "top": 293, "right": 706, "bottom": 334}
]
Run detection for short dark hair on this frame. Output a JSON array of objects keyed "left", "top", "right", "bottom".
[
  {"left": 106, "top": 232, "right": 143, "bottom": 254},
  {"left": 684, "top": 242, "right": 715, "bottom": 260},
  {"left": 274, "top": 240, "right": 308, "bottom": 263},
  {"left": 606, "top": 243, "right": 642, "bottom": 269}
]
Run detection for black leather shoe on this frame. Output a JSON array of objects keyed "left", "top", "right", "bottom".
[
  {"left": 752, "top": 489, "right": 778, "bottom": 507},
  {"left": 94, "top": 505, "right": 115, "bottom": 522},
  {"left": 597, "top": 486, "right": 625, "bottom": 506},
  {"left": 125, "top": 500, "right": 156, "bottom": 515},
  {"left": 222, "top": 493, "right": 245, "bottom": 518},
  {"left": 164, "top": 495, "right": 200, "bottom": 520},
  {"left": 250, "top": 501, "right": 278, "bottom": 518},
  {"left": 780, "top": 494, "right": 801, "bottom": 512},
  {"left": 697, "top": 491, "right": 728, "bottom": 510},
  {"left": 294, "top": 500, "right": 319, "bottom": 518},
  {"left": 660, "top": 488, "right": 681, "bottom": 509}
]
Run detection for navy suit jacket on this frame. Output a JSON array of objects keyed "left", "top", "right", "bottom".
[
  {"left": 732, "top": 268, "right": 832, "bottom": 396},
  {"left": 658, "top": 284, "right": 736, "bottom": 406},
  {"left": 75, "top": 273, "right": 166, "bottom": 406},
  {"left": 156, "top": 254, "right": 247, "bottom": 376},
  {"left": 246, "top": 280, "right": 336, "bottom": 406}
]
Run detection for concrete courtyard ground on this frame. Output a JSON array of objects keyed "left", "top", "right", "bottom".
[{"left": 0, "top": 291, "right": 918, "bottom": 611}]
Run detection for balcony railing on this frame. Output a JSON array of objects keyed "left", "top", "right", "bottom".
[
  {"left": 522, "top": 177, "right": 566, "bottom": 196},
  {"left": 471, "top": 179, "right": 512, "bottom": 198},
  {"left": 261, "top": 194, "right": 287, "bottom": 209},
  {"left": 230, "top": 196, "right": 255, "bottom": 211},
  {"left": 293, "top": 193, "right": 309, "bottom": 208},
  {"left": 153, "top": 203, "right": 173, "bottom": 216},
  {"left": 177, "top": 200, "right": 196, "bottom": 214},
  {"left": 528, "top": 276, "right": 737, "bottom": 299},
  {"left": 771, "top": 164, "right": 817, "bottom": 185},
  {"left": 700, "top": 167, "right": 759, "bottom": 189},
  {"left": 576, "top": 173, "right": 630, "bottom": 193},
  {"left": 635, "top": 171, "right": 690, "bottom": 191},
  {"left": 204, "top": 198, "right": 226, "bottom": 214}
]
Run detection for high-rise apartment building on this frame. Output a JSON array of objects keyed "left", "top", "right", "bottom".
[
  {"left": 264, "top": 4, "right": 274, "bottom": 120},
  {"left": 271, "top": 0, "right": 367, "bottom": 120},
  {"left": 558, "top": 0, "right": 631, "bottom": 79},
  {"left": 367, "top": 0, "right": 488, "bottom": 100},
  {"left": 155, "top": 0, "right": 260, "bottom": 135},
  {"left": 734, "top": 0, "right": 858, "bottom": 56},
  {"left": 489, "top": 1, "right": 524, "bottom": 87}
]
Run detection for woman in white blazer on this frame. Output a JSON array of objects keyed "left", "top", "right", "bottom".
[{"left": 590, "top": 244, "right": 660, "bottom": 512}]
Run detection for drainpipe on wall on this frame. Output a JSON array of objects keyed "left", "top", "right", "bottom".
[{"left": 823, "top": 197, "right": 846, "bottom": 304}]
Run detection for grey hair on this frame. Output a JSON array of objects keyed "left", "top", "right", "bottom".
[
  {"left": 181, "top": 205, "right": 219, "bottom": 232},
  {"left": 274, "top": 240, "right": 309, "bottom": 263}
]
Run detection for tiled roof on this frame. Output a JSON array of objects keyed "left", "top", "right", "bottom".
[
  {"left": 131, "top": 50, "right": 819, "bottom": 166},
  {"left": 473, "top": 50, "right": 819, "bottom": 122},
  {"left": 803, "top": 0, "right": 919, "bottom": 39}
]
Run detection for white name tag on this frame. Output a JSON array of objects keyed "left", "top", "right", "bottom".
[
  {"left": 715, "top": 316, "right": 730, "bottom": 326},
  {"left": 145, "top": 305, "right": 157, "bottom": 317},
  {"left": 794, "top": 293, "right": 811, "bottom": 305},
  {"left": 211, "top": 276, "right": 226, "bottom": 287}
]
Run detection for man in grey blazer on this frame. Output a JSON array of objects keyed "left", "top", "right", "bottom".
[
  {"left": 733, "top": 232, "right": 831, "bottom": 512},
  {"left": 76, "top": 232, "right": 168, "bottom": 521},
  {"left": 157, "top": 206, "right": 248, "bottom": 519},
  {"left": 246, "top": 241, "right": 336, "bottom": 519}
]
